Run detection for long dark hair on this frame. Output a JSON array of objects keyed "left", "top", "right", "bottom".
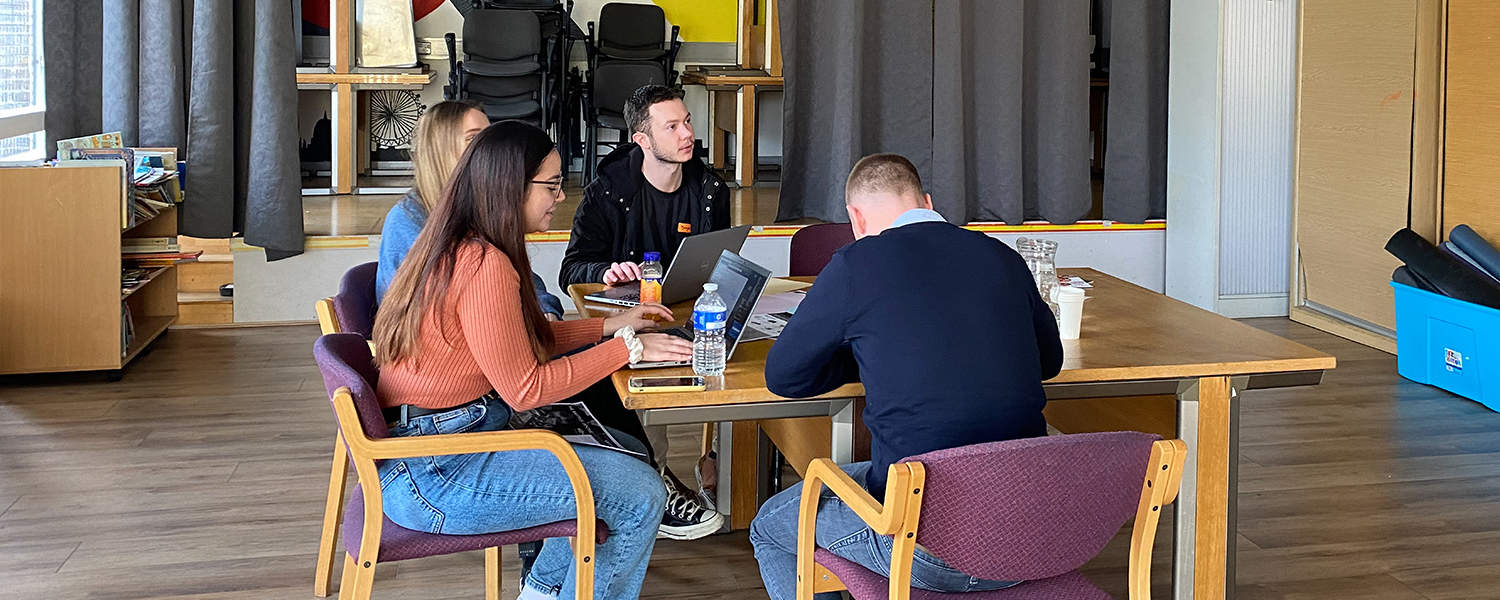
[{"left": 375, "top": 120, "right": 557, "bottom": 367}]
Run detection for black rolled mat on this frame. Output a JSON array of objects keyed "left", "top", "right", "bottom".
[
  {"left": 1392, "top": 266, "right": 1440, "bottom": 294},
  {"left": 1384, "top": 228, "right": 1500, "bottom": 310}
]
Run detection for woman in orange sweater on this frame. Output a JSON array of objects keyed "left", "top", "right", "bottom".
[{"left": 373, "top": 120, "right": 691, "bottom": 600}]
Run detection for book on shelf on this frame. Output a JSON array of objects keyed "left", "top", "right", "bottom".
[
  {"left": 57, "top": 131, "right": 124, "bottom": 156},
  {"left": 121, "top": 302, "right": 136, "bottom": 356},
  {"left": 123, "top": 249, "right": 202, "bottom": 262},
  {"left": 58, "top": 146, "right": 183, "bottom": 229},
  {"left": 121, "top": 267, "right": 160, "bottom": 294},
  {"left": 122, "top": 237, "right": 180, "bottom": 254}
]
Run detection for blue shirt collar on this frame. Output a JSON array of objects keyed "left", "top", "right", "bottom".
[{"left": 889, "top": 208, "right": 948, "bottom": 230}]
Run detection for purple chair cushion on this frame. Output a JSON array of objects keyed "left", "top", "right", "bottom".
[
  {"left": 314, "top": 333, "right": 389, "bottom": 440},
  {"left": 333, "top": 262, "right": 379, "bottom": 338},
  {"left": 343, "top": 486, "right": 607, "bottom": 562},
  {"left": 904, "top": 432, "right": 1160, "bottom": 582},
  {"left": 789, "top": 223, "right": 856, "bottom": 277},
  {"left": 814, "top": 549, "right": 1109, "bottom": 600}
]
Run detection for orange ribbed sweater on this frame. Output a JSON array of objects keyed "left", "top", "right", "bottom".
[{"left": 377, "top": 241, "right": 630, "bottom": 411}]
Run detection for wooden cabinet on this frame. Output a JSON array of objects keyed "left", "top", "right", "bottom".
[
  {"left": 1442, "top": 0, "right": 1500, "bottom": 244},
  {"left": 0, "top": 165, "right": 179, "bottom": 375},
  {"left": 1292, "top": 0, "right": 1496, "bottom": 352}
]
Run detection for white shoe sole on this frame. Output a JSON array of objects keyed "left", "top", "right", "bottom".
[{"left": 656, "top": 512, "right": 726, "bottom": 540}]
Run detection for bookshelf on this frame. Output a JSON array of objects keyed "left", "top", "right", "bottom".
[{"left": 0, "top": 164, "right": 180, "bottom": 375}]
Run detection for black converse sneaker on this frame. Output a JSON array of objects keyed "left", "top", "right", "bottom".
[{"left": 657, "top": 466, "right": 724, "bottom": 540}]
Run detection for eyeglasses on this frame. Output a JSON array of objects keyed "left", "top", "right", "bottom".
[{"left": 530, "top": 178, "right": 564, "bottom": 194}]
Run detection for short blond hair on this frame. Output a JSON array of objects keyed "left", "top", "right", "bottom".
[{"left": 845, "top": 153, "right": 923, "bottom": 204}]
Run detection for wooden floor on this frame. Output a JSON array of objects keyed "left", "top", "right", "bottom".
[{"left": 1, "top": 319, "right": 1497, "bottom": 599}]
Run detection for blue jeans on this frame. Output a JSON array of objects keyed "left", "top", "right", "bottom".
[
  {"left": 377, "top": 398, "right": 665, "bottom": 600},
  {"left": 749, "top": 462, "right": 1020, "bottom": 600}
]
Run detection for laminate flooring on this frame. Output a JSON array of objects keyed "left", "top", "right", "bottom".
[{"left": 0, "top": 319, "right": 1496, "bottom": 599}]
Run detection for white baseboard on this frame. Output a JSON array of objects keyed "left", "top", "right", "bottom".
[{"left": 1217, "top": 294, "right": 1289, "bottom": 318}]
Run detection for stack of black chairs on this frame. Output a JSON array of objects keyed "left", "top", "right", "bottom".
[
  {"left": 580, "top": 2, "right": 683, "bottom": 182},
  {"left": 446, "top": 0, "right": 579, "bottom": 164}
]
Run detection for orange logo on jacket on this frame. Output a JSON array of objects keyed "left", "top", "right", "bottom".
[{"left": 677, "top": 222, "right": 692, "bottom": 234}]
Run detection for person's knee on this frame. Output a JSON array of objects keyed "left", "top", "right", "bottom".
[{"left": 748, "top": 485, "right": 798, "bottom": 548}]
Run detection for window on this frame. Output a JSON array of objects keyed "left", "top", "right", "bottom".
[{"left": 0, "top": 0, "right": 43, "bottom": 160}]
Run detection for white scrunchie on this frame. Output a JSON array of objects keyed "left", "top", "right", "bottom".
[{"left": 614, "top": 327, "right": 645, "bottom": 364}]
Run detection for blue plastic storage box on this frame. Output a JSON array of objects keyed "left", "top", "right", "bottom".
[{"left": 1391, "top": 281, "right": 1499, "bottom": 412}]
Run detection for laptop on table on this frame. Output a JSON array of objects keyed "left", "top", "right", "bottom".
[
  {"left": 630, "top": 251, "right": 790, "bottom": 369},
  {"left": 584, "top": 225, "right": 752, "bottom": 307}
]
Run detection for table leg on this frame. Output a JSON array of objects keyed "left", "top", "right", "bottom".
[
  {"left": 830, "top": 399, "right": 854, "bottom": 464},
  {"left": 728, "top": 420, "right": 761, "bottom": 530},
  {"left": 735, "top": 84, "right": 758, "bottom": 186},
  {"left": 1174, "top": 376, "right": 1238, "bottom": 600}
]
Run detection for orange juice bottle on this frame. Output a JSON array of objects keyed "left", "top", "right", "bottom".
[{"left": 640, "top": 251, "right": 663, "bottom": 305}]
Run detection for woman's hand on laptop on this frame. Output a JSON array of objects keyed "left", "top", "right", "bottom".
[
  {"left": 638, "top": 333, "right": 694, "bottom": 363},
  {"left": 603, "top": 262, "right": 643, "bottom": 286},
  {"left": 603, "top": 303, "right": 675, "bottom": 336}
]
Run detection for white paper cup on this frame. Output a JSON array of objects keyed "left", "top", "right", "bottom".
[{"left": 1055, "top": 286, "right": 1086, "bottom": 340}]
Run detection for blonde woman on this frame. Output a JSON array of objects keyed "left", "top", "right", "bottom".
[{"left": 376, "top": 100, "right": 564, "bottom": 318}]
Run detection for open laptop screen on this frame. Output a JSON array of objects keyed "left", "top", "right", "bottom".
[{"left": 705, "top": 250, "right": 771, "bottom": 357}]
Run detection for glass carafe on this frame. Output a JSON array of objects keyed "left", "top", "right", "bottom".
[{"left": 1015, "top": 237, "right": 1061, "bottom": 322}]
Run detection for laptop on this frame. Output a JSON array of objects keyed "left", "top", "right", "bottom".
[
  {"left": 584, "top": 225, "right": 752, "bottom": 307},
  {"left": 630, "top": 251, "right": 790, "bottom": 369}
]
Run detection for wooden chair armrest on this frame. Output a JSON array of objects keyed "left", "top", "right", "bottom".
[
  {"left": 795, "top": 458, "right": 927, "bottom": 600},
  {"left": 315, "top": 298, "right": 340, "bottom": 335},
  {"left": 800, "top": 458, "right": 904, "bottom": 534},
  {"left": 331, "top": 387, "right": 598, "bottom": 590},
  {"left": 355, "top": 428, "right": 579, "bottom": 461}
]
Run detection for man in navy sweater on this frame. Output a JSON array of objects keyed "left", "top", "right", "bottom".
[{"left": 748, "top": 154, "right": 1063, "bottom": 599}]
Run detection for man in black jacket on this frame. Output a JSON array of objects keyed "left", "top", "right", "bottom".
[
  {"left": 559, "top": 84, "right": 728, "bottom": 542},
  {"left": 560, "top": 85, "right": 731, "bottom": 288}
]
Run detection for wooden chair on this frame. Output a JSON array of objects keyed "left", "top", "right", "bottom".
[
  {"left": 312, "top": 262, "right": 379, "bottom": 596},
  {"left": 796, "top": 432, "right": 1186, "bottom": 600},
  {"left": 314, "top": 333, "right": 600, "bottom": 600}
]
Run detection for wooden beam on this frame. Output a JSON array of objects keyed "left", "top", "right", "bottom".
[
  {"left": 333, "top": 83, "right": 357, "bottom": 194},
  {"left": 295, "top": 72, "right": 434, "bottom": 87},
  {"left": 735, "top": 84, "right": 758, "bottom": 186},
  {"left": 332, "top": 0, "right": 355, "bottom": 73},
  {"left": 1409, "top": 0, "right": 1446, "bottom": 243},
  {"left": 766, "top": 0, "right": 782, "bottom": 77}
]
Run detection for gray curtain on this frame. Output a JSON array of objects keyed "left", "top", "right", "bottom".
[
  {"left": 45, "top": 0, "right": 304, "bottom": 259},
  {"left": 779, "top": 0, "right": 1168, "bottom": 224},
  {"left": 1103, "top": 0, "right": 1169, "bottom": 221},
  {"left": 776, "top": 0, "right": 934, "bottom": 223}
]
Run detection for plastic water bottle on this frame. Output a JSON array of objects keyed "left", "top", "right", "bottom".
[
  {"left": 640, "top": 251, "right": 664, "bottom": 305},
  {"left": 692, "top": 283, "right": 728, "bottom": 376}
]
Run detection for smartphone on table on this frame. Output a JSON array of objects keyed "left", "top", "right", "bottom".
[{"left": 627, "top": 375, "right": 707, "bottom": 393}]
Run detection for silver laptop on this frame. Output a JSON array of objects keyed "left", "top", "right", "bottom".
[
  {"left": 584, "top": 226, "right": 752, "bottom": 307},
  {"left": 630, "top": 251, "right": 789, "bottom": 369}
]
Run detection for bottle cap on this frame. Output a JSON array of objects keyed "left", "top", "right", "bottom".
[
  {"left": 643, "top": 251, "right": 660, "bottom": 262},
  {"left": 703, "top": 283, "right": 718, "bottom": 292}
]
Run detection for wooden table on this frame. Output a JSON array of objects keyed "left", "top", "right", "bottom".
[
  {"left": 680, "top": 68, "right": 784, "bottom": 187},
  {"left": 571, "top": 269, "right": 1335, "bottom": 600}
]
